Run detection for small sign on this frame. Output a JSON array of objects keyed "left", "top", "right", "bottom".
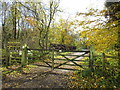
[{"left": 59, "top": 50, "right": 62, "bottom": 52}]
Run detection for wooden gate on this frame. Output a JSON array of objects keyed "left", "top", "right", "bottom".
[
  {"left": 51, "top": 50, "right": 90, "bottom": 71},
  {"left": 3, "top": 40, "right": 21, "bottom": 66},
  {"left": 31, "top": 49, "right": 90, "bottom": 71}
]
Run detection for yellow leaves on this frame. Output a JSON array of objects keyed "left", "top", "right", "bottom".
[
  {"left": 69, "top": 22, "right": 74, "bottom": 26},
  {"left": 85, "top": 11, "right": 95, "bottom": 16},
  {"left": 50, "top": 18, "right": 75, "bottom": 45},
  {"left": 78, "top": 21, "right": 86, "bottom": 26},
  {"left": 64, "top": 35, "right": 73, "bottom": 45},
  {"left": 0, "top": 67, "right": 8, "bottom": 71},
  {"left": 99, "top": 10, "right": 107, "bottom": 14},
  {"left": 115, "top": 11, "right": 120, "bottom": 18},
  {"left": 80, "top": 27, "right": 118, "bottom": 52},
  {"left": 96, "top": 77, "right": 105, "bottom": 82},
  {"left": 80, "top": 30, "right": 88, "bottom": 37},
  {"left": 25, "top": 17, "right": 37, "bottom": 26},
  {"left": 106, "top": 50, "right": 118, "bottom": 56},
  {"left": 6, "top": 71, "right": 22, "bottom": 78},
  {"left": 76, "top": 8, "right": 119, "bottom": 52},
  {"left": 71, "top": 76, "right": 77, "bottom": 80}
]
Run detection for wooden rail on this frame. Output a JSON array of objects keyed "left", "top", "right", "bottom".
[{"left": 3, "top": 44, "right": 119, "bottom": 72}]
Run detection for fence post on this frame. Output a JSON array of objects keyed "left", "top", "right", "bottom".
[
  {"left": 52, "top": 50, "right": 54, "bottom": 70},
  {"left": 21, "top": 44, "right": 28, "bottom": 67},
  {"left": 89, "top": 46, "right": 94, "bottom": 71},
  {"left": 117, "top": 24, "right": 120, "bottom": 83},
  {"left": 6, "top": 48, "right": 10, "bottom": 66},
  {"left": 9, "top": 53, "right": 12, "bottom": 66},
  {"left": 102, "top": 53, "right": 106, "bottom": 71}
]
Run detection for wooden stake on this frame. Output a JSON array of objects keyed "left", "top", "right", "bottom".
[
  {"left": 52, "top": 50, "right": 54, "bottom": 70},
  {"left": 21, "top": 44, "right": 28, "bottom": 67},
  {"left": 102, "top": 53, "right": 106, "bottom": 71},
  {"left": 89, "top": 46, "right": 94, "bottom": 71}
]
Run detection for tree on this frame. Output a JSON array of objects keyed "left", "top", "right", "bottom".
[
  {"left": 105, "top": 0, "right": 120, "bottom": 21},
  {"left": 105, "top": 0, "right": 120, "bottom": 82},
  {"left": 1, "top": 1, "right": 24, "bottom": 46},
  {"left": 22, "top": 0, "right": 60, "bottom": 49},
  {"left": 49, "top": 18, "right": 75, "bottom": 46},
  {"left": 76, "top": 8, "right": 119, "bottom": 53}
]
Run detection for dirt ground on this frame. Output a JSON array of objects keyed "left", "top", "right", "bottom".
[
  {"left": 2, "top": 65, "right": 74, "bottom": 88},
  {"left": 2, "top": 52, "right": 88, "bottom": 88}
]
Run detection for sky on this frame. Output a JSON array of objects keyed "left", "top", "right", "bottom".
[
  {"left": 58, "top": 0, "right": 106, "bottom": 19},
  {"left": 54, "top": 0, "right": 107, "bottom": 32},
  {"left": 1, "top": 0, "right": 107, "bottom": 19},
  {"left": 0, "top": 0, "right": 106, "bottom": 26}
]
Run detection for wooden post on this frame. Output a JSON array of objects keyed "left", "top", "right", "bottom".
[
  {"left": 4, "top": 38, "right": 9, "bottom": 66},
  {"left": 89, "top": 46, "right": 94, "bottom": 71},
  {"left": 102, "top": 53, "right": 106, "bottom": 71},
  {"left": 21, "top": 44, "right": 28, "bottom": 67},
  {"left": 52, "top": 50, "right": 54, "bottom": 70},
  {"left": 6, "top": 48, "right": 10, "bottom": 66},
  {"left": 118, "top": 25, "right": 120, "bottom": 83},
  {"left": 9, "top": 53, "right": 12, "bottom": 66}
]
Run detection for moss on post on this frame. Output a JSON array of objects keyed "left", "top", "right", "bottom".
[
  {"left": 89, "top": 46, "right": 94, "bottom": 71},
  {"left": 102, "top": 53, "right": 106, "bottom": 71},
  {"left": 21, "top": 44, "right": 28, "bottom": 67},
  {"left": 6, "top": 48, "right": 10, "bottom": 67},
  {"left": 52, "top": 50, "right": 54, "bottom": 70}
]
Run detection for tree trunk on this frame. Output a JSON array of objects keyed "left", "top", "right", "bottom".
[{"left": 13, "top": 2, "right": 17, "bottom": 39}]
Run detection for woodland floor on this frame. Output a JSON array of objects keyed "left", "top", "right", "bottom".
[
  {"left": 2, "top": 52, "right": 88, "bottom": 88},
  {"left": 2, "top": 65, "right": 73, "bottom": 88}
]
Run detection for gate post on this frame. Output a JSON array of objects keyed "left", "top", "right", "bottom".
[
  {"left": 9, "top": 53, "right": 12, "bottom": 65},
  {"left": 52, "top": 50, "right": 54, "bottom": 70},
  {"left": 102, "top": 53, "right": 106, "bottom": 71},
  {"left": 6, "top": 48, "right": 10, "bottom": 66},
  {"left": 21, "top": 44, "right": 28, "bottom": 67},
  {"left": 89, "top": 46, "right": 94, "bottom": 71}
]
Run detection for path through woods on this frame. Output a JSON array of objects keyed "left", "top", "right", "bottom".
[
  {"left": 3, "top": 66, "right": 72, "bottom": 88},
  {"left": 2, "top": 52, "right": 88, "bottom": 88}
]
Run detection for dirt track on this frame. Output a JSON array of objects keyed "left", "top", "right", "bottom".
[
  {"left": 2, "top": 52, "right": 88, "bottom": 88},
  {"left": 2, "top": 66, "right": 73, "bottom": 88}
]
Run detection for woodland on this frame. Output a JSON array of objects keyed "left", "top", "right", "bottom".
[{"left": 1, "top": 0, "right": 120, "bottom": 88}]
